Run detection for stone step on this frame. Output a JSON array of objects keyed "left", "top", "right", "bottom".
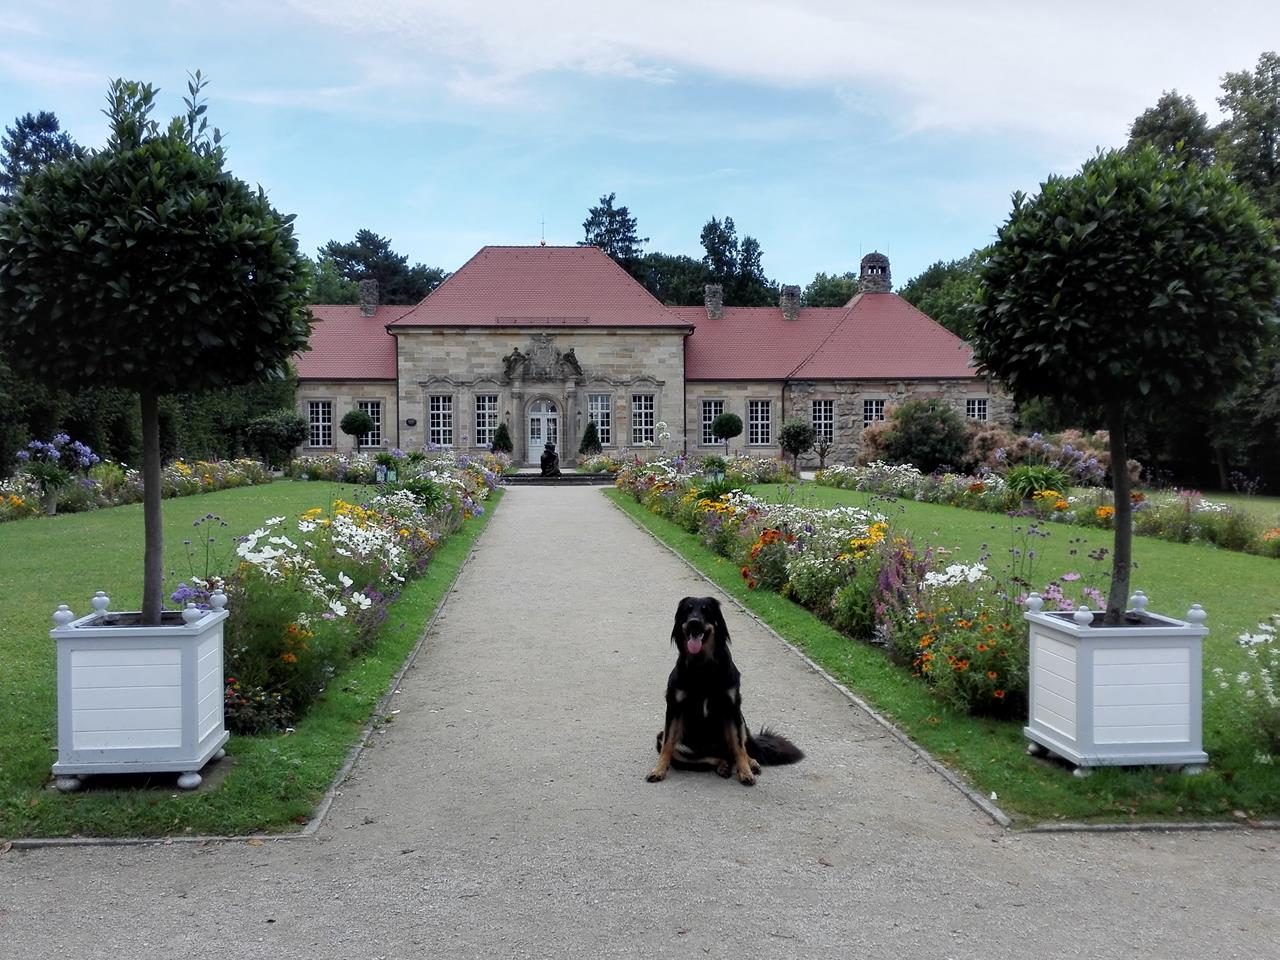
[{"left": 502, "top": 472, "right": 616, "bottom": 486}]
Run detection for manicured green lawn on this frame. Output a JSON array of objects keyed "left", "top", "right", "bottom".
[
  {"left": 0, "top": 481, "right": 499, "bottom": 838},
  {"left": 607, "top": 485, "right": 1280, "bottom": 825}
]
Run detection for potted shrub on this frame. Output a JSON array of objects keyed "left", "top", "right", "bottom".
[
  {"left": 491, "top": 422, "right": 514, "bottom": 455},
  {"left": 972, "top": 145, "right": 1280, "bottom": 773},
  {"left": 579, "top": 420, "right": 602, "bottom": 457},
  {"left": 0, "top": 75, "right": 312, "bottom": 789}
]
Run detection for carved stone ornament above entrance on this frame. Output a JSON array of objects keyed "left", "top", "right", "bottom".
[{"left": 502, "top": 334, "right": 585, "bottom": 383}]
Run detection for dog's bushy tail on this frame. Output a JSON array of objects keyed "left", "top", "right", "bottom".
[{"left": 747, "top": 727, "right": 804, "bottom": 765}]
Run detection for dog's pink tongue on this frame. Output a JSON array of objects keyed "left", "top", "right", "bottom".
[{"left": 686, "top": 637, "right": 703, "bottom": 656}]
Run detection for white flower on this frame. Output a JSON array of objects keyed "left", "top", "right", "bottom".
[
  {"left": 329, "top": 599, "right": 348, "bottom": 618},
  {"left": 338, "top": 572, "right": 353, "bottom": 588},
  {"left": 265, "top": 516, "right": 285, "bottom": 526},
  {"left": 350, "top": 592, "right": 373, "bottom": 610}
]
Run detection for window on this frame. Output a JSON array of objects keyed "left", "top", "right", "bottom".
[
  {"left": 631, "top": 393, "right": 655, "bottom": 445},
  {"left": 307, "top": 400, "right": 333, "bottom": 447},
  {"left": 588, "top": 394, "right": 612, "bottom": 446},
  {"left": 701, "top": 399, "right": 725, "bottom": 445},
  {"left": 748, "top": 400, "right": 771, "bottom": 445},
  {"left": 475, "top": 394, "right": 499, "bottom": 448},
  {"left": 966, "top": 398, "right": 989, "bottom": 422},
  {"left": 356, "top": 400, "right": 382, "bottom": 448},
  {"left": 429, "top": 395, "right": 454, "bottom": 447},
  {"left": 812, "top": 399, "right": 834, "bottom": 444},
  {"left": 863, "top": 399, "right": 886, "bottom": 424}
]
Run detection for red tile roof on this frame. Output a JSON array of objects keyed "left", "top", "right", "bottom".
[
  {"left": 388, "top": 246, "right": 692, "bottom": 329},
  {"left": 294, "top": 305, "right": 408, "bottom": 380},
  {"left": 673, "top": 293, "right": 977, "bottom": 381}
]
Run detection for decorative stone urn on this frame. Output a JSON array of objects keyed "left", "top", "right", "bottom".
[
  {"left": 49, "top": 590, "right": 230, "bottom": 792},
  {"left": 1022, "top": 591, "right": 1209, "bottom": 777}
]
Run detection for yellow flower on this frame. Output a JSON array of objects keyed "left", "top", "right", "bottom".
[{"left": 1096, "top": 505, "right": 1115, "bottom": 520}]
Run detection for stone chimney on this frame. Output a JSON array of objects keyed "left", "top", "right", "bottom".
[
  {"left": 779, "top": 285, "right": 801, "bottom": 320},
  {"left": 858, "top": 252, "right": 891, "bottom": 293},
  {"left": 704, "top": 283, "right": 724, "bottom": 320},
  {"left": 358, "top": 279, "right": 379, "bottom": 317}
]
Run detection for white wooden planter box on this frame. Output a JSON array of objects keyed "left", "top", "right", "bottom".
[
  {"left": 50, "top": 592, "right": 230, "bottom": 791},
  {"left": 1023, "top": 593, "right": 1208, "bottom": 775}
]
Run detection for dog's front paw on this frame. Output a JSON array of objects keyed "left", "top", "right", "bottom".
[
  {"left": 716, "top": 761, "right": 732, "bottom": 778},
  {"left": 736, "top": 767, "right": 756, "bottom": 786},
  {"left": 646, "top": 768, "right": 667, "bottom": 783},
  {"left": 749, "top": 759, "right": 762, "bottom": 775}
]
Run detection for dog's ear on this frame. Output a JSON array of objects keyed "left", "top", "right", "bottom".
[
  {"left": 709, "top": 597, "right": 730, "bottom": 646},
  {"left": 672, "top": 597, "right": 692, "bottom": 645}
]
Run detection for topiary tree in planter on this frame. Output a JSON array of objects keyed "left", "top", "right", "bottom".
[
  {"left": 711, "top": 412, "right": 743, "bottom": 453},
  {"left": 340, "top": 408, "right": 375, "bottom": 449},
  {"left": 491, "top": 421, "right": 514, "bottom": 454},
  {"left": 0, "top": 74, "right": 312, "bottom": 624},
  {"left": 778, "top": 418, "right": 815, "bottom": 473},
  {"left": 579, "top": 419, "right": 602, "bottom": 456},
  {"left": 973, "top": 145, "right": 1280, "bottom": 624}
]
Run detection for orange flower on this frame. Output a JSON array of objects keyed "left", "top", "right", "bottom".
[
  {"left": 280, "top": 652, "right": 298, "bottom": 664},
  {"left": 976, "top": 643, "right": 988, "bottom": 653},
  {"left": 993, "top": 689, "right": 1005, "bottom": 699},
  {"left": 987, "top": 671, "right": 999, "bottom": 680},
  {"left": 1096, "top": 505, "right": 1115, "bottom": 520}
]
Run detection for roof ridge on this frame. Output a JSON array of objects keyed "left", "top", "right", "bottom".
[{"left": 783, "top": 305, "right": 856, "bottom": 380}]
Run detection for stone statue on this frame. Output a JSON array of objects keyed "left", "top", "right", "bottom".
[
  {"left": 540, "top": 441, "right": 561, "bottom": 477},
  {"left": 562, "top": 347, "right": 583, "bottom": 377},
  {"left": 503, "top": 347, "right": 528, "bottom": 380}
]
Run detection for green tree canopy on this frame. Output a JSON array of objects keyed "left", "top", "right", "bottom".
[
  {"left": 304, "top": 255, "right": 360, "bottom": 304},
  {"left": 635, "top": 251, "right": 707, "bottom": 305},
  {"left": 579, "top": 192, "right": 648, "bottom": 268},
  {"left": 700, "top": 216, "right": 776, "bottom": 306},
  {"left": 0, "top": 110, "right": 83, "bottom": 200},
  {"left": 1217, "top": 51, "right": 1280, "bottom": 221},
  {"left": 318, "top": 229, "right": 446, "bottom": 305},
  {"left": 972, "top": 145, "right": 1280, "bottom": 621},
  {"left": 0, "top": 73, "right": 314, "bottom": 622},
  {"left": 897, "top": 251, "right": 985, "bottom": 339},
  {"left": 801, "top": 271, "right": 857, "bottom": 307},
  {"left": 1128, "top": 91, "right": 1218, "bottom": 165}
]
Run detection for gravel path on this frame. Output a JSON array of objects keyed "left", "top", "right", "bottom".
[{"left": 2, "top": 486, "right": 1276, "bottom": 959}]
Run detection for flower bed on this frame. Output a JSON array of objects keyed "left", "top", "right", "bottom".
[
  {"left": 615, "top": 459, "right": 1107, "bottom": 717},
  {"left": 816, "top": 462, "right": 1279, "bottom": 558},
  {"left": 0, "top": 456, "right": 272, "bottom": 522},
  {"left": 175, "top": 453, "right": 497, "bottom": 733}
]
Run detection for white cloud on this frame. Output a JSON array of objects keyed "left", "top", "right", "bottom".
[{"left": 284, "top": 0, "right": 1279, "bottom": 149}]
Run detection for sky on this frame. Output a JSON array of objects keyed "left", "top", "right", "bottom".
[{"left": 1, "top": 0, "right": 1277, "bottom": 290}]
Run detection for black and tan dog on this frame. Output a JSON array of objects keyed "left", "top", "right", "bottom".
[{"left": 647, "top": 596, "right": 803, "bottom": 786}]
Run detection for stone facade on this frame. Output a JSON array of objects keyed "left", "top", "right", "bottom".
[
  {"left": 685, "top": 377, "right": 1013, "bottom": 466},
  {"left": 394, "top": 327, "right": 686, "bottom": 464},
  {"left": 295, "top": 380, "right": 399, "bottom": 456}
]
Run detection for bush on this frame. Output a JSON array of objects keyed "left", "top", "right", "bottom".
[
  {"left": 579, "top": 420, "right": 602, "bottom": 456},
  {"left": 1005, "top": 464, "right": 1071, "bottom": 499},
  {"left": 491, "top": 422, "right": 514, "bottom": 454},
  {"left": 247, "top": 410, "right": 309, "bottom": 469},
  {"left": 879, "top": 398, "right": 969, "bottom": 473}
]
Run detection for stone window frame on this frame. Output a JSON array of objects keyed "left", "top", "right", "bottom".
[
  {"left": 631, "top": 393, "right": 656, "bottom": 445},
  {"left": 306, "top": 399, "right": 333, "bottom": 448},
  {"left": 966, "top": 397, "right": 989, "bottom": 422},
  {"left": 747, "top": 399, "right": 772, "bottom": 446},
  {"left": 700, "top": 398, "right": 726, "bottom": 446},
  {"left": 474, "top": 393, "right": 500, "bottom": 449},
  {"left": 356, "top": 399, "right": 383, "bottom": 449},
  {"left": 811, "top": 398, "right": 835, "bottom": 444},
  {"left": 428, "top": 393, "right": 455, "bottom": 448},
  {"left": 587, "top": 393, "right": 613, "bottom": 447},
  {"left": 863, "top": 398, "right": 886, "bottom": 425}
]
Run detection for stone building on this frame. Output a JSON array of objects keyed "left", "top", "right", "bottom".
[{"left": 294, "top": 246, "right": 1008, "bottom": 466}]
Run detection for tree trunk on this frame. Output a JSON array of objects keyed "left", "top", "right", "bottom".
[
  {"left": 140, "top": 390, "right": 164, "bottom": 625},
  {"left": 1104, "top": 403, "right": 1133, "bottom": 624},
  {"left": 1214, "top": 443, "right": 1229, "bottom": 491}
]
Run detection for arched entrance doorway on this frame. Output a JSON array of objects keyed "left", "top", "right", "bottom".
[{"left": 527, "top": 399, "right": 559, "bottom": 465}]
